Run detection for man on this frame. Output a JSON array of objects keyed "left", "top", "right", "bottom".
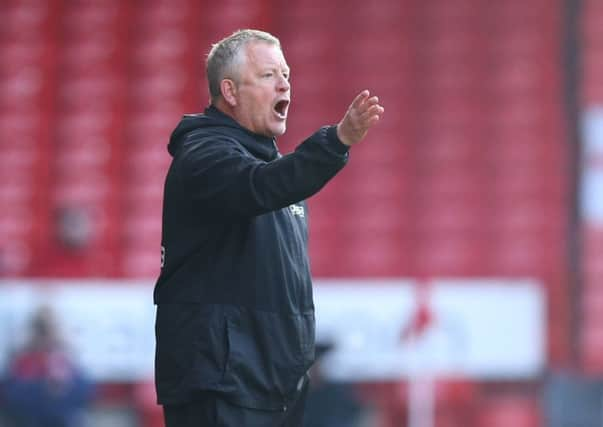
[
  {"left": 154, "top": 29, "right": 384, "bottom": 426},
  {"left": 3, "top": 306, "right": 95, "bottom": 427}
]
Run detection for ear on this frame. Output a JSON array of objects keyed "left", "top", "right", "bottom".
[{"left": 220, "top": 79, "right": 238, "bottom": 107}]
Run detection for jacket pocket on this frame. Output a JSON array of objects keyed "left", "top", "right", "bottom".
[
  {"left": 155, "top": 304, "right": 229, "bottom": 403},
  {"left": 296, "top": 310, "right": 315, "bottom": 363},
  {"left": 222, "top": 307, "right": 315, "bottom": 409}
]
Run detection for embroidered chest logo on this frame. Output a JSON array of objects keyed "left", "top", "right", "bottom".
[{"left": 288, "top": 204, "right": 305, "bottom": 218}]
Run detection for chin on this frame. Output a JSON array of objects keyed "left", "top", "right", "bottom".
[{"left": 270, "top": 125, "right": 287, "bottom": 137}]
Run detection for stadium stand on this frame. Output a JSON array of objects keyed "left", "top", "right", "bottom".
[
  {"left": 276, "top": 0, "right": 567, "bottom": 425},
  {"left": 0, "top": 0, "right": 55, "bottom": 276},
  {"left": 0, "top": 0, "right": 578, "bottom": 425},
  {"left": 580, "top": 0, "right": 603, "bottom": 374}
]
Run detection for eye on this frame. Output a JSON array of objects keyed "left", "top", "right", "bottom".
[
  {"left": 283, "top": 72, "right": 290, "bottom": 80},
  {"left": 263, "top": 72, "right": 273, "bottom": 78}
]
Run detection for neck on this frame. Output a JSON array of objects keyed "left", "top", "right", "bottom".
[{"left": 212, "top": 99, "right": 236, "bottom": 121}]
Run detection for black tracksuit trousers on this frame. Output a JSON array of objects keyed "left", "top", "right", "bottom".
[{"left": 163, "top": 382, "right": 309, "bottom": 427}]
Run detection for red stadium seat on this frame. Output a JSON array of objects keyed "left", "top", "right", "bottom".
[{"left": 476, "top": 396, "right": 541, "bottom": 427}]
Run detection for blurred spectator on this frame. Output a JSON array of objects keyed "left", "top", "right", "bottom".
[
  {"left": 54, "top": 205, "right": 95, "bottom": 251},
  {"left": 304, "top": 342, "right": 369, "bottom": 427},
  {"left": 34, "top": 205, "right": 100, "bottom": 277},
  {"left": 1, "top": 305, "right": 95, "bottom": 427}
]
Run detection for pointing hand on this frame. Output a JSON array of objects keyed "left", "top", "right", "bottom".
[{"left": 336, "top": 90, "right": 384, "bottom": 146}]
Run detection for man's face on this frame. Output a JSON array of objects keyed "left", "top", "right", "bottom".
[{"left": 232, "top": 42, "right": 291, "bottom": 138}]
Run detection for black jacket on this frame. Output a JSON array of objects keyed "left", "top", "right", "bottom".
[{"left": 154, "top": 106, "right": 349, "bottom": 410}]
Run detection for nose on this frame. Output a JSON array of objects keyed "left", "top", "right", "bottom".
[{"left": 277, "top": 74, "right": 290, "bottom": 92}]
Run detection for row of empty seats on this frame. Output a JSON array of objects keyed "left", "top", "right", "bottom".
[
  {"left": 1, "top": 0, "right": 570, "bottom": 330},
  {"left": 579, "top": 0, "right": 603, "bottom": 375},
  {"left": 277, "top": 6, "right": 570, "bottom": 423}
]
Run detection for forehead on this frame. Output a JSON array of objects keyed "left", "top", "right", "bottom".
[{"left": 243, "top": 41, "right": 288, "bottom": 68}]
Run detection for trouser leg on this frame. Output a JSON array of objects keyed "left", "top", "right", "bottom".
[{"left": 163, "top": 380, "right": 309, "bottom": 427}]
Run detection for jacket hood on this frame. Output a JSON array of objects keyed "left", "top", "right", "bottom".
[{"left": 167, "top": 105, "right": 278, "bottom": 161}]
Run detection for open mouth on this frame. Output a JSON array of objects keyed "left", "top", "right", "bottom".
[{"left": 273, "top": 100, "right": 289, "bottom": 119}]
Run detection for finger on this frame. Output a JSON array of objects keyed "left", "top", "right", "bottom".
[
  {"left": 359, "top": 104, "right": 384, "bottom": 121},
  {"left": 365, "top": 96, "right": 380, "bottom": 106},
  {"left": 350, "top": 90, "right": 370, "bottom": 109},
  {"left": 367, "top": 114, "right": 381, "bottom": 127},
  {"left": 355, "top": 96, "right": 380, "bottom": 114},
  {"left": 367, "top": 109, "right": 383, "bottom": 125}
]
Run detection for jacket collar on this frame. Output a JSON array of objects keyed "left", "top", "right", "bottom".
[{"left": 205, "top": 105, "right": 279, "bottom": 161}]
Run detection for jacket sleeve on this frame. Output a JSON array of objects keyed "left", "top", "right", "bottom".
[{"left": 178, "top": 126, "right": 349, "bottom": 217}]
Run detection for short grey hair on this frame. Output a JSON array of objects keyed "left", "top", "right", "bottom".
[{"left": 206, "top": 29, "right": 281, "bottom": 103}]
